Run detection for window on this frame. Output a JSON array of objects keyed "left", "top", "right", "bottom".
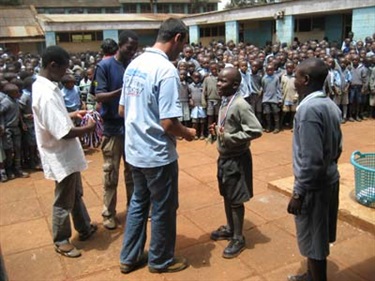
[
  {"left": 199, "top": 26, "right": 225, "bottom": 37},
  {"left": 105, "top": 7, "right": 121, "bottom": 13},
  {"left": 207, "top": 4, "right": 217, "bottom": 12},
  {"left": 140, "top": 3, "right": 152, "bottom": 13},
  {"left": 57, "top": 33, "right": 70, "bottom": 43},
  {"left": 56, "top": 31, "right": 103, "bottom": 43},
  {"left": 312, "top": 17, "right": 325, "bottom": 30},
  {"left": 87, "top": 8, "right": 102, "bottom": 13},
  {"left": 66, "top": 8, "right": 84, "bottom": 14},
  {"left": 157, "top": 4, "right": 169, "bottom": 13},
  {"left": 48, "top": 8, "right": 65, "bottom": 14},
  {"left": 123, "top": 4, "right": 137, "bottom": 13},
  {"left": 172, "top": 4, "right": 185, "bottom": 13}
]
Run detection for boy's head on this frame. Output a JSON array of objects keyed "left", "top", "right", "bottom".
[
  {"left": 285, "top": 62, "right": 294, "bottom": 75},
  {"left": 209, "top": 62, "right": 219, "bottom": 76},
  {"left": 201, "top": 57, "right": 210, "bottom": 69},
  {"left": 326, "top": 57, "right": 335, "bottom": 69},
  {"left": 178, "top": 61, "right": 187, "bottom": 71},
  {"left": 3, "top": 83, "right": 21, "bottom": 99},
  {"left": 251, "top": 60, "right": 260, "bottom": 74},
  {"left": 239, "top": 60, "right": 248, "bottom": 73},
  {"left": 187, "top": 61, "right": 195, "bottom": 73},
  {"left": 61, "top": 74, "right": 76, "bottom": 89},
  {"left": 41, "top": 46, "right": 70, "bottom": 82},
  {"left": 217, "top": 67, "right": 242, "bottom": 97},
  {"left": 192, "top": 71, "right": 201, "bottom": 83},
  {"left": 266, "top": 65, "right": 275, "bottom": 76},
  {"left": 179, "top": 70, "right": 187, "bottom": 81},
  {"left": 352, "top": 54, "right": 360, "bottom": 67}
]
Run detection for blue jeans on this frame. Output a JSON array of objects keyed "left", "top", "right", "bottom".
[{"left": 119, "top": 161, "right": 179, "bottom": 269}]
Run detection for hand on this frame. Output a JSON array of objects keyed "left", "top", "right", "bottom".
[
  {"left": 208, "top": 122, "right": 216, "bottom": 136},
  {"left": 287, "top": 197, "right": 304, "bottom": 215},
  {"left": 76, "top": 110, "right": 89, "bottom": 119},
  {"left": 86, "top": 117, "right": 96, "bottom": 132},
  {"left": 24, "top": 114, "right": 33, "bottom": 120},
  {"left": 183, "top": 127, "right": 196, "bottom": 142}
]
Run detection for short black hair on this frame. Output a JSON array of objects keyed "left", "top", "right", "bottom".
[
  {"left": 101, "top": 38, "right": 119, "bottom": 56},
  {"left": 41, "top": 45, "right": 70, "bottom": 68},
  {"left": 118, "top": 30, "right": 139, "bottom": 47},
  {"left": 156, "top": 18, "right": 188, "bottom": 43}
]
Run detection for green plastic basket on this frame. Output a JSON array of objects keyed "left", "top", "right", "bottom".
[{"left": 350, "top": 151, "right": 375, "bottom": 208}]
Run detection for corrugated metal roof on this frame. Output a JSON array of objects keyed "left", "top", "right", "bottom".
[
  {"left": 0, "top": 6, "right": 44, "bottom": 38},
  {"left": 22, "top": 0, "right": 120, "bottom": 8}
]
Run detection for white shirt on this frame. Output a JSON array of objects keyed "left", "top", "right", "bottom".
[{"left": 32, "top": 76, "right": 87, "bottom": 182}]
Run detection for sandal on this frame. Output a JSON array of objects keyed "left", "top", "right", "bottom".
[
  {"left": 55, "top": 243, "right": 81, "bottom": 258},
  {"left": 79, "top": 224, "right": 98, "bottom": 241}
]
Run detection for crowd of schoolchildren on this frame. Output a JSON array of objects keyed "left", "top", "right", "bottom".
[{"left": 0, "top": 32, "right": 374, "bottom": 182}]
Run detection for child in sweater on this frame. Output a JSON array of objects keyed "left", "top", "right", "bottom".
[
  {"left": 261, "top": 65, "right": 283, "bottom": 133},
  {"left": 189, "top": 71, "right": 206, "bottom": 140},
  {"left": 280, "top": 62, "right": 298, "bottom": 129},
  {"left": 208, "top": 67, "right": 262, "bottom": 259}
]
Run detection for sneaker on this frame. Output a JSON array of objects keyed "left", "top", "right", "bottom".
[
  {"left": 199, "top": 136, "right": 205, "bottom": 140},
  {"left": 222, "top": 237, "right": 246, "bottom": 259},
  {"left": 14, "top": 169, "right": 29, "bottom": 178},
  {"left": 79, "top": 224, "right": 98, "bottom": 241},
  {"left": 149, "top": 256, "right": 189, "bottom": 273},
  {"left": 210, "top": 225, "right": 233, "bottom": 241},
  {"left": 120, "top": 251, "right": 148, "bottom": 274},
  {"left": 287, "top": 272, "right": 313, "bottom": 281},
  {"left": 349, "top": 117, "right": 355, "bottom": 122},
  {"left": 0, "top": 172, "right": 8, "bottom": 183},
  {"left": 103, "top": 216, "right": 117, "bottom": 230},
  {"left": 355, "top": 117, "right": 362, "bottom": 122},
  {"left": 6, "top": 171, "right": 15, "bottom": 180},
  {"left": 273, "top": 129, "right": 280, "bottom": 134},
  {"left": 54, "top": 243, "right": 81, "bottom": 258},
  {"left": 341, "top": 119, "right": 347, "bottom": 124}
]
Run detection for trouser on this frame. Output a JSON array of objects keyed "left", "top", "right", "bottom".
[
  {"left": 119, "top": 161, "right": 179, "bottom": 269},
  {"left": 101, "top": 135, "right": 134, "bottom": 218},
  {"left": 53, "top": 172, "right": 91, "bottom": 245}
]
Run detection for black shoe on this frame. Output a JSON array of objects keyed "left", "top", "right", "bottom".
[
  {"left": 287, "top": 272, "right": 312, "bottom": 281},
  {"left": 222, "top": 237, "right": 245, "bottom": 259},
  {"left": 120, "top": 251, "right": 148, "bottom": 274},
  {"left": 79, "top": 224, "right": 98, "bottom": 241},
  {"left": 355, "top": 117, "right": 362, "bottom": 122},
  {"left": 210, "top": 225, "right": 233, "bottom": 241}
]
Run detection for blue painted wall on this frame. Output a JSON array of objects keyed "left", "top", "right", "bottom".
[
  {"left": 325, "top": 14, "right": 343, "bottom": 43},
  {"left": 225, "top": 21, "right": 239, "bottom": 44},
  {"left": 276, "top": 15, "right": 294, "bottom": 45},
  {"left": 352, "top": 6, "right": 375, "bottom": 41},
  {"left": 244, "top": 20, "right": 273, "bottom": 47}
]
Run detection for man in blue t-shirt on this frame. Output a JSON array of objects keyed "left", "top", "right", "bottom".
[
  {"left": 93, "top": 30, "right": 138, "bottom": 230},
  {"left": 118, "top": 18, "right": 196, "bottom": 274}
]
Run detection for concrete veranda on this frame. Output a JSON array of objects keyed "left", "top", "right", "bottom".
[{"left": 0, "top": 120, "right": 374, "bottom": 281}]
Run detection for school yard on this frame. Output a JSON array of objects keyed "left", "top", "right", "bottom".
[{"left": 0, "top": 120, "right": 374, "bottom": 281}]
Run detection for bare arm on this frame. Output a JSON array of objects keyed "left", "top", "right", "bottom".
[
  {"left": 95, "top": 88, "right": 122, "bottom": 103},
  {"left": 160, "top": 118, "right": 196, "bottom": 141},
  {"left": 118, "top": 104, "right": 124, "bottom": 117}
]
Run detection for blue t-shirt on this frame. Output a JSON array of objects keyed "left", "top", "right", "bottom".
[
  {"left": 61, "top": 85, "right": 80, "bottom": 111},
  {"left": 95, "top": 56, "right": 127, "bottom": 136},
  {"left": 120, "top": 48, "right": 182, "bottom": 168}
]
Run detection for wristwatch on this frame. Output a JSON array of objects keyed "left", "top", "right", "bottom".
[{"left": 292, "top": 192, "right": 302, "bottom": 200}]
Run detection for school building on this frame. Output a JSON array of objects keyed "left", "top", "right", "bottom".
[{"left": 0, "top": 0, "right": 374, "bottom": 54}]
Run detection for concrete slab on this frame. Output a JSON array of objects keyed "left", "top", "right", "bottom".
[{"left": 268, "top": 163, "right": 375, "bottom": 234}]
